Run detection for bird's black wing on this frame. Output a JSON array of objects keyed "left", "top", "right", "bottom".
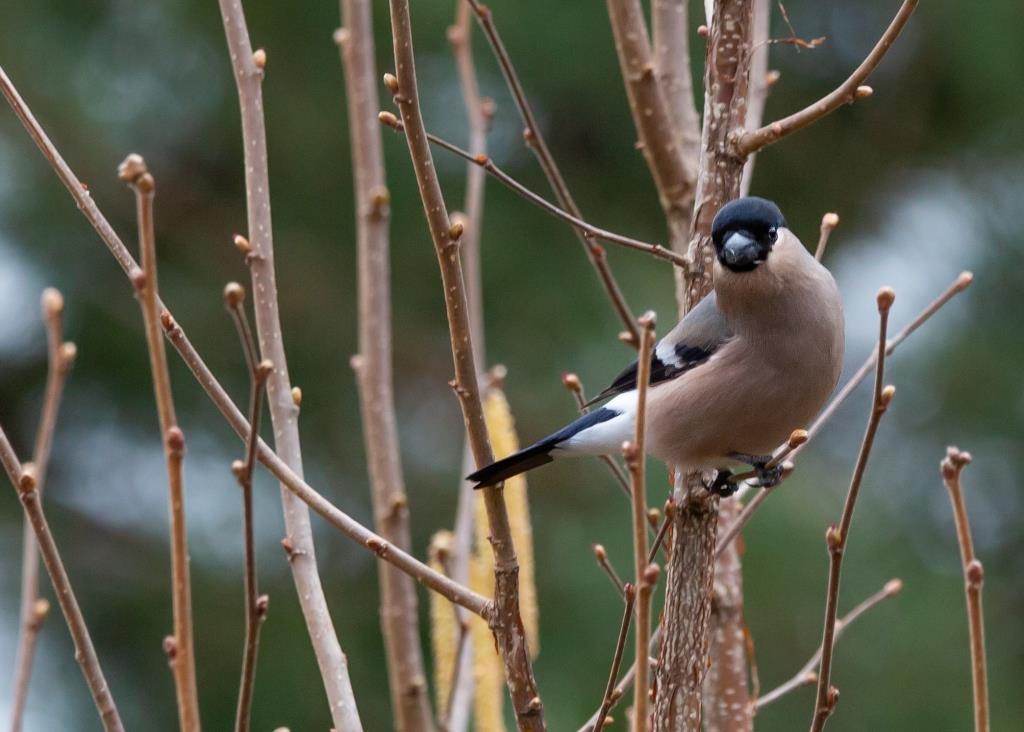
[{"left": 585, "top": 292, "right": 732, "bottom": 406}]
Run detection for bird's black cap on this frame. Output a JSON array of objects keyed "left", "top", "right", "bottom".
[{"left": 711, "top": 197, "right": 787, "bottom": 250}]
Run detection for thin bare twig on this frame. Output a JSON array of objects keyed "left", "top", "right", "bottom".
[
  {"left": 338, "top": 1, "right": 435, "bottom": 728},
  {"left": 740, "top": 0, "right": 773, "bottom": 198},
  {"left": 593, "top": 544, "right": 627, "bottom": 597},
  {"left": 215, "top": 4, "right": 363, "bottom": 728},
  {"left": 815, "top": 213, "right": 840, "bottom": 261},
  {"left": 385, "top": 1, "right": 544, "bottom": 726},
  {"left": 562, "top": 373, "right": 632, "bottom": 496},
  {"left": 224, "top": 284, "right": 271, "bottom": 732},
  {"left": 579, "top": 627, "right": 664, "bottom": 732},
  {"left": 810, "top": 287, "right": 897, "bottom": 731},
  {"left": 0, "top": 431, "right": 124, "bottom": 732},
  {"left": 10, "top": 288, "right": 75, "bottom": 732},
  {"left": 0, "top": 62, "right": 492, "bottom": 619},
  {"left": 734, "top": 0, "right": 920, "bottom": 156},
  {"left": 627, "top": 312, "right": 657, "bottom": 730},
  {"left": 118, "top": 154, "right": 200, "bottom": 731},
  {"left": 446, "top": 8, "right": 491, "bottom": 726},
  {"left": 593, "top": 584, "right": 638, "bottom": 732},
  {"left": 464, "top": 0, "right": 640, "bottom": 346},
  {"left": 940, "top": 448, "right": 989, "bottom": 732},
  {"left": 379, "top": 113, "right": 689, "bottom": 269},
  {"left": 716, "top": 272, "right": 973, "bottom": 557},
  {"left": 755, "top": 578, "right": 902, "bottom": 710}
]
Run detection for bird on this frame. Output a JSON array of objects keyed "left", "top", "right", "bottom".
[{"left": 467, "top": 196, "right": 845, "bottom": 496}]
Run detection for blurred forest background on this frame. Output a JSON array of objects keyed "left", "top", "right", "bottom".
[{"left": 1, "top": 0, "right": 1022, "bottom": 729}]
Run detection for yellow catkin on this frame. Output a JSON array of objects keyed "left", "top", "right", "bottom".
[
  {"left": 428, "top": 531, "right": 458, "bottom": 717},
  {"left": 469, "top": 531, "right": 505, "bottom": 732},
  {"left": 481, "top": 387, "right": 540, "bottom": 655}
]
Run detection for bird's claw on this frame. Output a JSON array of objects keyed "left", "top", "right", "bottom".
[
  {"left": 755, "top": 463, "right": 784, "bottom": 488},
  {"left": 705, "top": 469, "right": 739, "bottom": 498}
]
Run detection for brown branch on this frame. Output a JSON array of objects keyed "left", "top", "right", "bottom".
[
  {"left": 815, "top": 213, "right": 840, "bottom": 261},
  {"left": 810, "top": 287, "right": 897, "bottom": 732},
  {"left": 0, "top": 431, "right": 125, "bottom": 732},
  {"left": 10, "top": 288, "right": 75, "bottom": 732},
  {"left": 385, "top": 2, "right": 544, "bottom": 727},
  {"left": 626, "top": 312, "right": 657, "bottom": 730},
  {"left": 593, "top": 584, "right": 638, "bottom": 732},
  {"left": 655, "top": 3, "right": 757, "bottom": 730},
  {"left": 607, "top": 0, "right": 695, "bottom": 252},
  {"left": 755, "top": 578, "right": 902, "bottom": 710},
  {"left": 214, "top": 4, "right": 364, "bottom": 728},
  {"left": 379, "top": 113, "right": 689, "bottom": 269},
  {"left": 734, "top": 0, "right": 920, "bottom": 157},
  {"left": 716, "top": 271, "right": 974, "bottom": 557},
  {"left": 337, "top": 2, "right": 435, "bottom": 729},
  {"left": 652, "top": 0, "right": 702, "bottom": 165},
  {"left": 579, "top": 627, "right": 664, "bottom": 732},
  {"left": 940, "top": 448, "right": 989, "bottom": 732},
  {"left": 464, "top": 0, "right": 640, "bottom": 346},
  {"left": 224, "top": 284, "right": 271, "bottom": 732},
  {"left": 118, "top": 155, "right": 200, "bottom": 731},
  {"left": 739, "top": 0, "right": 773, "bottom": 197}
]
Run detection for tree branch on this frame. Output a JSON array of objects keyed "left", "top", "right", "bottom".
[
  {"left": 733, "top": 0, "right": 919, "bottom": 157},
  {"left": 118, "top": 154, "right": 200, "bottom": 731},
  {"left": 626, "top": 312, "right": 657, "bottom": 729},
  {"left": 652, "top": 0, "right": 702, "bottom": 166},
  {"left": 815, "top": 213, "right": 840, "bottom": 261},
  {"left": 607, "top": 0, "right": 696, "bottom": 248},
  {"left": 755, "top": 578, "right": 902, "bottom": 710},
  {"left": 214, "top": 4, "right": 364, "bottom": 728},
  {"left": 384, "top": 2, "right": 544, "bottom": 726},
  {"left": 592, "top": 584, "right": 638, "bottom": 732},
  {"left": 0, "top": 431, "right": 125, "bottom": 732},
  {"left": 224, "top": 284, "right": 271, "bottom": 732},
  {"left": 464, "top": 0, "right": 640, "bottom": 346},
  {"left": 10, "top": 288, "right": 75, "bottom": 732},
  {"left": 337, "top": 1, "right": 435, "bottom": 728},
  {"left": 940, "top": 448, "right": 989, "bottom": 732},
  {"left": 810, "top": 287, "right": 897, "bottom": 732},
  {"left": 378, "top": 113, "right": 690, "bottom": 269}
]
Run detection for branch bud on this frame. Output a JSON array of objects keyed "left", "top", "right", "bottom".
[
  {"left": 60, "top": 342, "right": 78, "bottom": 367},
  {"left": 166, "top": 426, "right": 186, "bottom": 455},
  {"left": 17, "top": 463, "right": 37, "bottom": 494},
  {"left": 821, "top": 212, "right": 840, "bottom": 230},
  {"left": 160, "top": 310, "right": 176, "bottom": 332},
  {"left": 332, "top": 28, "right": 349, "bottom": 46},
  {"left": 638, "top": 310, "right": 656, "bottom": 330},
  {"left": 223, "top": 281, "right": 246, "bottom": 308},
  {"left": 382, "top": 73, "right": 399, "bottom": 94},
  {"left": 252, "top": 48, "right": 267, "bottom": 70},
  {"left": 788, "top": 429, "right": 809, "bottom": 449},
  {"left": 879, "top": 384, "right": 896, "bottom": 407},
  {"left": 32, "top": 597, "right": 50, "bottom": 623},
  {"left": 642, "top": 562, "right": 661, "bottom": 588},
  {"left": 256, "top": 359, "right": 274, "bottom": 381},
  {"left": 884, "top": 578, "right": 903, "bottom": 596},
  {"left": 618, "top": 330, "right": 638, "bottom": 346},
  {"left": 378, "top": 111, "right": 400, "bottom": 129},
  {"left": 231, "top": 459, "right": 245, "bottom": 480},
  {"left": 955, "top": 271, "right": 974, "bottom": 292},
  {"left": 825, "top": 524, "right": 842, "bottom": 551},
  {"left": 291, "top": 386, "right": 303, "bottom": 406},
  {"left": 592, "top": 544, "right": 608, "bottom": 562},
  {"left": 256, "top": 594, "right": 270, "bottom": 618},
  {"left": 448, "top": 220, "right": 464, "bottom": 240},
  {"left": 561, "top": 372, "right": 582, "bottom": 393},
  {"left": 41, "top": 287, "right": 64, "bottom": 317},
  {"left": 623, "top": 582, "right": 636, "bottom": 602},
  {"left": 117, "top": 153, "right": 148, "bottom": 185},
  {"left": 966, "top": 559, "right": 984, "bottom": 587},
  {"left": 233, "top": 234, "right": 252, "bottom": 254},
  {"left": 646, "top": 507, "right": 660, "bottom": 528},
  {"left": 765, "top": 69, "right": 782, "bottom": 87},
  {"left": 876, "top": 286, "right": 896, "bottom": 312},
  {"left": 129, "top": 267, "right": 147, "bottom": 292},
  {"left": 854, "top": 85, "right": 874, "bottom": 100},
  {"left": 162, "top": 635, "right": 178, "bottom": 660}
]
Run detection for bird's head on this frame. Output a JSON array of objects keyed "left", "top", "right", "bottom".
[{"left": 711, "top": 197, "right": 787, "bottom": 273}]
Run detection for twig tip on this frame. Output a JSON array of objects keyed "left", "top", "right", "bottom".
[
  {"left": 41, "top": 287, "right": 65, "bottom": 317},
  {"left": 223, "top": 281, "right": 246, "bottom": 307},
  {"left": 884, "top": 578, "right": 903, "bottom": 596},
  {"left": 876, "top": 286, "right": 896, "bottom": 311},
  {"left": 955, "top": 271, "right": 974, "bottom": 291}
]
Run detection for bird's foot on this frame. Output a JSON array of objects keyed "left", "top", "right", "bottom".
[
  {"left": 705, "top": 469, "right": 739, "bottom": 498},
  {"left": 754, "top": 463, "right": 784, "bottom": 488}
]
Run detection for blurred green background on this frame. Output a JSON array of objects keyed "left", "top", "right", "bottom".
[{"left": 1, "top": 0, "right": 1022, "bottom": 729}]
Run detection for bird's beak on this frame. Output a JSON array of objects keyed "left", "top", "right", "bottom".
[{"left": 721, "top": 231, "right": 760, "bottom": 269}]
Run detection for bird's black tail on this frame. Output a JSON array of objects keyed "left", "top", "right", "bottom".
[
  {"left": 466, "top": 406, "right": 619, "bottom": 489},
  {"left": 466, "top": 442, "right": 557, "bottom": 488}
]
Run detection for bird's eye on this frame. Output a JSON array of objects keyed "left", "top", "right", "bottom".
[{"left": 767, "top": 227, "right": 778, "bottom": 242}]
